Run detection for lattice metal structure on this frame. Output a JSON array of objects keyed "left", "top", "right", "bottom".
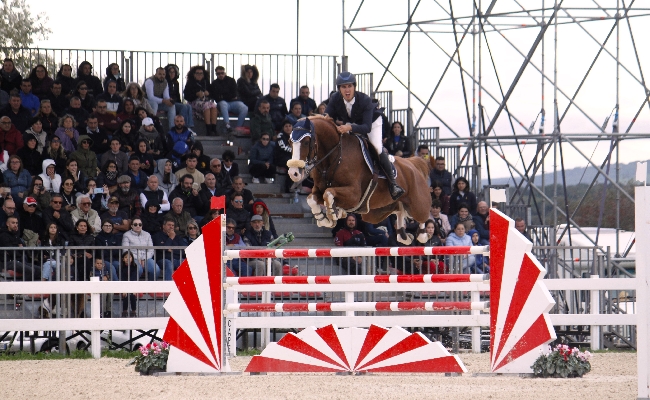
[{"left": 342, "top": 0, "right": 650, "bottom": 258}]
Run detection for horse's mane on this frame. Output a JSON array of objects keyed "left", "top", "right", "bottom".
[{"left": 299, "top": 114, "right": 338, "bottom": 130}]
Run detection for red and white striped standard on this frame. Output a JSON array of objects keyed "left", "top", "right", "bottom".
[
  {"left": 225, "top": 273, "right": 489, "bottom": 287},
  {"left": 223, "top": 245, "right": 488, "bottom": 260},
  {"left": 225, "top": 301, "right": 490, "bottom": 314}
]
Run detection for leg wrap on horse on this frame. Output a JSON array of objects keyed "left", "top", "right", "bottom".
[{"left": 379, "top": 151, "right": 405, "bottom": 201}]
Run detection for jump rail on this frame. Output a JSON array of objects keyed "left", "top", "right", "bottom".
[
  {"left": 224, "top": 273, "right": 489, "bottom": 286},
  {"left": 225, "top": 301, "right": 490, "bottom": 313}
]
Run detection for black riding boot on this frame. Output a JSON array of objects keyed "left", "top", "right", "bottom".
[{"left": 379, "top": 152, "right": 405, "bottom": 200}]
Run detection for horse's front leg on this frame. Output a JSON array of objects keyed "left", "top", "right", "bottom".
[
  {"left": 416, "top": 223, "right": 428, "bottom": 244},
  {"left": 394, "top": 205, "right": 414, "bottom": 245},
  {"left": 322, "top": 189, "right": 341, "bottom": 228},
  {"left": 307, "top": 190, "right": 334, "bottom": 228}
]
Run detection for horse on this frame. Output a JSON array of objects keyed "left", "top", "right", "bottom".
[{"left": 287, "top": 115, "right": 431, "bottom": 245}]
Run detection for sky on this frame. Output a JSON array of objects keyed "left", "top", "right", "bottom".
[{"left": 23, "top": 0, "right": 650, "bottom": 181}]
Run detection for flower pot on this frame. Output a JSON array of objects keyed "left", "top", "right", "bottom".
[{"left": 139, "top": 367, "right": 165, "bottom": 376}]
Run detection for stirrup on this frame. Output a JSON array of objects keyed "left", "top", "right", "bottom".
[{"left": 390, "top": 184, "right": 405, "bottom": 201}]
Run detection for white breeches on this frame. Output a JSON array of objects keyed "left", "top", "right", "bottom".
[{"left": 369, "top": 117, "right": 383, "bottom": 155}]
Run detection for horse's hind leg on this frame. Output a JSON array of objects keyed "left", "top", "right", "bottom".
[
  {"left": 394, "top": 203, "right": 414, "bottom": 245},
  {"left": 416, "top": 223, "right": 427, "bottom": 244}
]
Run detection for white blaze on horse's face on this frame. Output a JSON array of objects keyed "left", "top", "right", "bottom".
[{"left": 288, "top": 141, "right": 305, "bottom": 182}]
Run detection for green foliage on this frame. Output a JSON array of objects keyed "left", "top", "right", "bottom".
[
  {"left": 126, "top": 341, "right": 169, "bottom": 372},
  {"left": 531, "top": 344, "right": 592, "bottom": 378},
  {"left": 0, "top": 350, "right": 92, "bottom": 360},
  {"left": 237, "top": 348, "right": 262, "bottom": 356}
]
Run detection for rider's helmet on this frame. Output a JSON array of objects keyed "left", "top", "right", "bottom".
[{"left": 336, "top": 72, "right": 356, "bottom": 88}]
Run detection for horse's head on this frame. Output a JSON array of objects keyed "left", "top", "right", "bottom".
[{"left": 287, "top": 117, "right": 315, "bottom": 182}]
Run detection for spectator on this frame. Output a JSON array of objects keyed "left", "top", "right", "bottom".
[
  {"left": 140, "top": 175, "right": 170, "bottom": 214},
  {"left": 64, "top": 96, "right": 89, "bottom": 125},
  {"left": 416, "top": 144, "right": 430, "bottom": 159},
  {"left": 221, "top": 150, "right": 239, "bottom": 182},
  {"left": 96, "top": 160, "right": 119, "bottom": 194},
  {"left": 72, "top": 81, "right": 96, "bottom": 114},
  {"left": 249, "top": 133, "right": 275, "bottom": 184},
  {"left": 17, "top": 195, "right": 42, "bottom": 238},
  {"left": 188, "top": 141, "right": 210, "bottom": 175},
  {"left": 291, "top": 85, "right": 317, "bottom": 116},
  {"left": 114, "top": 175, "right": 141, "bottom": 218},
  {"left": 449, "top": 203, "right": 475, "bottom": 234},
  {"left": 121, "top": 83, "right": 154, "bottom": 116},
  {"left": 445, "top": 222, "right": 475, "bottom": 273},
  {"left": 334, "top": 214, "right": 366, "bottom": 274},
  {"left": 60, "top": 177, "right": 78, "bottom": 213},
  {"left": 226, "top": 176, "right": 254, "bottom": 206},
  {"left": 0, "top": 198, "right": 19, "bottom": 230},
  {"left": 71, "top": 194, "right": 101, "bottom": 235},
  {"left": 0, "top": 116, "right": 23, "bottom": 155},
  {"left": 134, "top": 106, "right": 165, "bottom": 134},
  {"left": 0, "top": 94, "right": 31, "bottom": 133},
  {"left": 118, "top": 250, "right": 140, "bottom": 317},
  {"left": 473, "top": 201, "right": 490, "bottom": 245},
  {"left": 226, "top": 193, "right": 249, "bottom": 235},
  {"left": 0, "top": 86, "right": 6, "bottom": 110},
  {"left": 144, "top": 67, "right": 176, "bottom": 129},
  {"left": 430, "top": 181, "right": 450, "bottom": 215},
  {"left": 83, "top": 115, "right": 110, "bottom": 155},
  {"left": 42, "top": 193, "right": 75, "bottom": 239},
  {"left": 286, "top": 102, "right": 305, "bottom": 126},
  {"left": 100, "top": 196, "right": 131, "bottom": 233},
  {"left": 183, "top": 65, "right": 217, "bottom": 135},
  {"left": 168, "top": 174, "right": 203, "bottom": 217},
  {"left": 25, "top": 116, "right": 48, "bottom": 154},
  {"left": 70, "top": 135, "right": 97, "bottom": 179},
  {"left": 363, "top": 221, "right": 389, "bottom": 247},
  {"left": 39, "top": 159, "right": 62, "bottom": 193},
  {"left": 429, "top": 199, "right": 451, "bottom": 242},
  {"left": 185, "top": 219, "right": 201, "bottom": 244},
  {"left": 141, "top": 199, "right": 164, "bottom": 235},
  {"left": 154, "top": 158, "right": 177, "bottom": 196},
  {"left": 123, "top": 156, "right": 148, "bottom": 191},
  {"left": 91, "top": 257, "right": 113, "bottom": 318},
  {"left": 275, "top": 120, "right": 294, "bottom": 175},
  {"left": 199, "top": 208, "right": 220, "bottom": 230},
  {"left": 429, "top": 156, "right": 452, "bottom": 196},
  {"left": 43, "top": 138, "right": 67, "bottom": 175},
  {"left": 175, "top": 153, "right": 204, "bottom": 184},
  {"left": 74, "top": 61, "right": 103, "bottom": 97},
  {"left": 317, "top": 102, "right": 327, "bottom": 115},
  {"left": 137, "top": 117, "right": 166, "bottom": 158},
  {"left": 40, "top": 222, "right": 66, "bottom": 281},
  {"left": 100, "top": 138, "right": 129, "bottom": 174},
  {"left": 385, "top": 121, "right": 412, "bottom": 158},
  {"left": 69, "top": 219, "right": 95, "bottom": 283},
  {"left": 166, "top": 198, "right": 192, "bottom": 236},
  {"left": 113, "top": 120, "right": 139, "bottom": 154},
  {"left": 0, "top": 216, "right": 29, "bottom": 279},
  {"left": 27, "top": 176, "right": 51, "bottom": 212},
  {"left": 237, "top": 64, "right": 262, "bottom": 112},
  {"left": 44, "top": 82, "right": 67, "bottom": 118},
  {"left": 449, "top": 177, "right": 476, "bottom": 216},
  {"left": 96, "top": 80, "right": 122, "bottom": 114},
  {"left": 420, "top": 219, "right": 443, "bottom": 247},
  {"left": 116, "top": 98, "right": 138, "bottom": 124},
  {"left": 19, "top": 79, "right": 40, "bottom": 117},
  {"left": 3, "top": 155, "right": 32, "bottom": 200},
  {"left": 0, "top": 58, "right": 23, "bottom": 93},
  {"left": 210, "top": 158, "right": 232, "bottom": 191},
  {"left": 198, "top": 173, "right": 225, "bottom": 211},
  {"left": 468, "top": 229, "right": 489, "bottom": 273},
  {"left": 167, "top": 115, "right": 194, "bottom": 155},
  {"left": 83, "top": 178, "right": 109, "bottom": 212},
  {"left": 133, "top": 139, "right": 156, "bottom": 175},
  {"left": 164, "top": 64, "right": 193, "bottom": 128},
  {"left": 54, "top": 114, "right": 79, "bottom": 153},
  {"left": 122, "top": 217, "right": 155, "bottom": 280},
  {"left": 515, "top": 217, "right": 532, "bottom": 242},
  {"left": 250, "top": 99, "right": 274, "bottom": 143},
  {"left": 55, "top": 64, "right": 75, "bottom": 97},
  {"left": 103, "top": 63, "right": 126, "bottom": 93},
  {"left": 251, "top": 199, "right": 277, "bottom": 238},
  {"left": 152, "top": 219, "right": 186, "bottom": 281},
  {"left": 210, "top": 65, "right": 248, "bottom": 132},
  {"left": 63, "top": 158, "right": 87, "bottom": 193},
  {"left": 16, "top": 134, "right": 42, "bottom": 176},
  {"left": 225, "top": 218, "right": 250, "bottom": 276},
  {"left": 244, "top": 214, "right": 282, "bottom": 276},
  {"left": 36, "top": 99, "right": 59, "bottom": 136},
  {"left": 262, "top": 83, "right": 288, "bottom": 131}
]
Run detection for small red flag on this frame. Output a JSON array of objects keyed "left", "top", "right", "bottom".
[{"left": 211, "top": 195, "right": 226, "bottom": 210}]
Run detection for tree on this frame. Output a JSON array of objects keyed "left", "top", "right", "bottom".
[{"left": 0, "top": 0, "right": 52, "bottom": 75}]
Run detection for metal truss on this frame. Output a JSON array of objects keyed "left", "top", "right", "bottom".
[{"left": 342, "top": 0, "right": 650, "bottom": 257}]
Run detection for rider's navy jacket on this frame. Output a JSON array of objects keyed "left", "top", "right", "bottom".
[{"left": 324, "top": 91, "right": 374, "bottom": 135}]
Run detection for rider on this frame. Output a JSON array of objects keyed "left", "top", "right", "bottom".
[{"left": 324, "top": 72, "right": 405, "bottom": 200}]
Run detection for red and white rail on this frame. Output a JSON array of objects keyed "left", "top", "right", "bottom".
[
  {"left": 225, "top": 301, "right": 490, "bottom": 314},
  {"left": 225, "top": 273, "right": 489, "bottom": 287},
  {"left": 223, "top": 245, "right": 488, "bottom": 260}
]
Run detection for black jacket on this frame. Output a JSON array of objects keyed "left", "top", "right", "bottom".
[
  {"left": 226, "top": 206, "right": 250, "bottom": 235},
  {"left": 151, "top": 230, "right": 187, "bottom": 261},
  {"left": 16, "top": 146, "right": 43, "bottom": 176},
  {"left": 19, "top": 210, "right": 45, "bottom": 237},
  {"left": 103, "top": 67, "right": 126, "bottom": 93},
  {"left": 385, "top": 135, "right": 412, "bottom": 158},
  {"left": 0, "top": 69, "right": 23, "bottom": 93},
  {"left": 141, "top": 210, "right": 164, "bottom": 236},
  {"left": 45, "top": 92, "right": 69, "bottom": 116},
  {"left": 56, "top": 68, "right": 76, "bottom": 96},
  {"left": 0, "top": 104, "right": 32, "bottom": 133},
  {"left": 183, "top": 79, "right": 210, "bottom": 103},
  {"left": 210, "top": 76, "right": 239, "bottom": 102},
  {"left": 262, "top": 94, "right": 288, "bottom": 131},
  {"left": 324, "top": 91, "right": 374, "bottom": 135},
  {"left": 244, "top": 227, "right": 274, "bottom": 247},
  {"left": 42, "top": 207, "right": 75, "bottom": 239},
  {"left": 164, "top": 64, "right": 182, "bottom": 103},
  {"left": 168, "top": 186, "right": 204, "bottom": 217},
  {"left": 74, "top": 62, "right": 103, "bottom": 97}
]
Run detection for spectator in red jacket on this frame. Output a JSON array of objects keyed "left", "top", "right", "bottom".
[{"left": 0, "top": 116, "right": 24, "bottom": 155}]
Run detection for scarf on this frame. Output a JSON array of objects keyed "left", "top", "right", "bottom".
[{"left": 105, "top": 170, "right": 117, "bottom": 181}]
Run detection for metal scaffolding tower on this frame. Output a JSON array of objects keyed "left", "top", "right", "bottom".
[{"left": 341, "top": 0, "right": 650, "bottom": 257}]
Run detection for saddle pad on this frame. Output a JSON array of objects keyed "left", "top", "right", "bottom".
[{"left": 353, "top": 135, "right": 397, "bottom": 180}]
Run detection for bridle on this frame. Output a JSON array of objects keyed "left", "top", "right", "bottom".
[{"left": 291, "top": 118, "right": 343, "bottom": 185}]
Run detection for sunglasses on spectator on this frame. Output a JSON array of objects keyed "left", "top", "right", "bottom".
[
  {"left": 188, "top": 226, "right": 198, "bottom": 230},
  {"left": 79, "top": 87, "right": 88, "bottom": 90},
  {"left": 132, "top": 223, "right": 142, "bottom": 227},
  {"left": 233, "top": 200, "right": 243, "bottom": 203},
  {"left": 52, "top": 139, "right": 60, "bottom": 143},
  {"left": 226, "top": 226, "right": 235, "bottom": 229},
  {"left": 52, "top": 201, "right": 62, "bottom": 204},
  {"left": 26, "top": 204, "right": 37, "bottom": 208}
]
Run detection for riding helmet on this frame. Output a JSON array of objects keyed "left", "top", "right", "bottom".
[{"left": 336, "top": 72, "right": 356, "bottom": 88}]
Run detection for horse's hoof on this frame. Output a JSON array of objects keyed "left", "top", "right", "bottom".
[
  {"left": 397, "top": 233, "right": 414, "bottom": 246},
  {"left": 416, "top": 233, "right": 428, "bottom": 244}
]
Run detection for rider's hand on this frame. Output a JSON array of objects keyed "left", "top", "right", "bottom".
[{"left": 336, "top": 124, "right": 351, "bottom": 134}]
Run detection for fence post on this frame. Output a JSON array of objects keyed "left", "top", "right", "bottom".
[
  {"left": 90, "top": 276, "right": 101, "bottom": 359},
  {"left": 345, "top": 292, "right": 355, "bottom": 317},
  {"left": 634, "top": 186, "right": 650, "bottom": 399},
  {"left": 261, "top": 258, "right": 272, "bottom": 349},
  {"left": 225, "top": 288, "right": 237, "bottom": 358},
  {"left": 589, "top": 275, "right": 600, "bottom": 351},
  {"left": 471, "top": 290, "right": 481, "bottom": 353}
]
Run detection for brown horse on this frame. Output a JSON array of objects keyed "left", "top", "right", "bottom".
[{"left": 287, "top": 115, "right": 431, "bottom": 244}]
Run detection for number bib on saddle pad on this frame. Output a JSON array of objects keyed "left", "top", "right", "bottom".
[{"left": 353, "top": 135, "right": 397, "bottom": 180}]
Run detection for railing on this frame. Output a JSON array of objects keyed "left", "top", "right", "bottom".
[{"left": 1, "top": 48, "right": 337, "bottom": 104}]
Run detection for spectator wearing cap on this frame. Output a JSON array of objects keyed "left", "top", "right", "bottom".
[
  {"left": 123, "top": 155, "right": 148, "bottom": 192},
  {"left": 19, "top": 196, "right": 44, "bottom": 247},
  {"left": 115, "top": 174, "right": 141, "bottom": 218},
  {"left": 100, "top": 195, "right": 131, "bottom": 232},
  {"left": 244, "top": 214, "right": 282, "bottom": 276},
  {"left": 16, "top": 134, "right": 42, "bottom": 176},
  {"left": 70, "top": 135, "right": 98, "bottom": 179},
  {"left": 42, "top": 193, "right": 75, "bottom": 239},
  {"left": 71, "top": 194, "right": 101, "bottom": 235}
]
